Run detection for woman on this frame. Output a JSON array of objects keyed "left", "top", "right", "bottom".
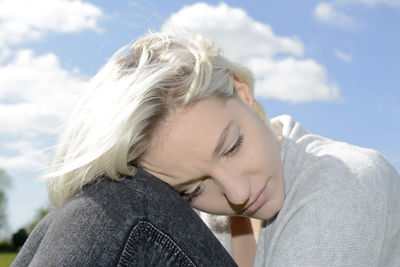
[{"left": 13, "top": 30, "right": 400, "bottom": 266}]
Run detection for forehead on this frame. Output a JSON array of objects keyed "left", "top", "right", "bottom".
[
  {"left": 157, "top": 97, "right": 231, "bottom": 156},
  {"left": 143, "top": 97, "right": 235, "bottom": 180}
]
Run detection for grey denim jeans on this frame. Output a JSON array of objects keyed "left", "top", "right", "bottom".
[{"left": 12, "top": 167, "right": 237, "bottom": 266}]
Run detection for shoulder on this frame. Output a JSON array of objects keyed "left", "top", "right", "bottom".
[
  {"left": 279, "top": 135, "right": 399, "bottom": 245},
  {"left": 277, "top": 115, "right": 399, "bottom": 195},
  {"left": 275, "top": 114, "right": 398, "bottom": 184},
  {"left": 263, "top": 117, "right": 400, "bottom": 265},
  {"left": 294, "top": 133, "right": 398, "bottom": 187},
  {"left": 281, "top": 134, "right": 400, "bottom": 234},
  {"left": 264, "top": 141, "right": 396, "bottom": 265}
]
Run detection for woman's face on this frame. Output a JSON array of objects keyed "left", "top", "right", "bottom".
[{"left": 140, "top": 82, "right": 285, "bottom": 220}]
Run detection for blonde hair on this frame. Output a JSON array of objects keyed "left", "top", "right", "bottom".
[{"left": 46, "top": 30, "right": 267, "bottom": 208}]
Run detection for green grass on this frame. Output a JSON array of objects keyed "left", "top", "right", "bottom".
[{"left": 0, "top": 252, "right": 18, "bottom": 267}]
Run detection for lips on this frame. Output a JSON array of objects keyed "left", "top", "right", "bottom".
[{"left": 241, "top": 181, "right": 268, "bottom": 214}]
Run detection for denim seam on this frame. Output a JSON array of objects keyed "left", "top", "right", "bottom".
[{"left": 117, "top": 220, "right": 196, "bottom": 267}]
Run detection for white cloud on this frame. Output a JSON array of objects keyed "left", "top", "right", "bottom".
[
  {"left": 0, "top": 151, "right": 48, "bottom": 171},
  {"left": 342, "top": 0, "right": 400, "bottom": 6},
  {"left": 0, "top": 50, "right": 87, "bottom": 170},
  {"left": 163, "top": 2, "right": 339, "bottom": 103},
  {"left": 163, "top": 2, "right": 304, "bottom": 61},
  {"left": 0, "top": 48, "right": 11, "bottom": 63},
  {"left": 313, "top": 2, "right": 362, "bottom": 29},
  {"left": 334, "top": 50, "right": 352, "bottom": 63},
  {"left": 314, "top": 0, "right": 400, "bottom": 29},
  {"left": 0, "top": 50, "right": 87, "bottom": 137},
  {"left": 0, "top": 139, "right": 49, "bottom": 171},
  {"left": 0, "top": 0, "right": 103, "bottom": 50},
  {"left": 248, "top": 57, "right": 340, "bottom": 102}
]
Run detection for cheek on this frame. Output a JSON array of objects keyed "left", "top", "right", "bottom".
[
  {"left": 241, "top": 135, "right": 271, "bottom": 169},
  {"left": 191, "top": 190, "right": 230, "bottom": 214},
  {"left": 191, "top": 200, "right": 219, "bottom": 214},
  {"left": 241, "top": 130, "right": 279, "bottom": 177}
]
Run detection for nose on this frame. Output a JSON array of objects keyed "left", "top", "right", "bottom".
[{"left": 216, "top": 170, "right": 251, "bottom": 206}]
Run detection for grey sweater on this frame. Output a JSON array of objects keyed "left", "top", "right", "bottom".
[
  {"left": 254, "top": 115, "right": 400, "bottom": 266},
  {"left": 202, "top": 115, "right": 400, "bottom": 266}
]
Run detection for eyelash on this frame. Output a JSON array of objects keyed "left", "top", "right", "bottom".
[
  {"left": 223, "top": 134, "right": 244, "bottom": 158},
  {"left": 181, "top": 183, "right": 204, "bottom": 202}
]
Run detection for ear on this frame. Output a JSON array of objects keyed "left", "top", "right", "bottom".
[{"left": 234, "top": 76, "right": 257, "bottom": 112}]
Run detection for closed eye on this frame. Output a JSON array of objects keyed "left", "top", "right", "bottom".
[
  {"left": 180, "top": 176, "right": 210, "bottom": 202},
  {"left": 181, "top": 183, "right": 203, "bottom": 201},
  {"left": 223, "top": 134, "right": 243, "bottom": 158}
]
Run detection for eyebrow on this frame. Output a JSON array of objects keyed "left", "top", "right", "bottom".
[{"left": 213, "top": 120, "right": 234, "bottom": 159}]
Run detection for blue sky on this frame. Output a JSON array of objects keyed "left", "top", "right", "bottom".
[{"left": 0, "top": 0, "right": 399, "bottom": 235}]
